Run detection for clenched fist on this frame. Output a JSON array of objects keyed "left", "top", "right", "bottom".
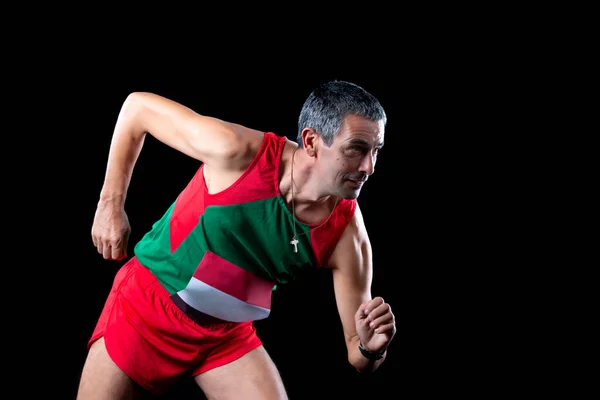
[
  {"left": 355, "top": 296, "right": 396, "bottom": 354},
  {"left": 91, "top": 199, "right": 131, "bottom": 261}
]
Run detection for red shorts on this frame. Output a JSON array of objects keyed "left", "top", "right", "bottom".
[{"left": 88, "top": 256, "right": 263, "bottom": 395}]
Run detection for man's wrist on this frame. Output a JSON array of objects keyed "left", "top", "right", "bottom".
[
  {"left": 98, "top": 191, "right": 126, "bottom": 206},
  {"left": 358, "top": 342, "right": 386, "bottom": 360}
]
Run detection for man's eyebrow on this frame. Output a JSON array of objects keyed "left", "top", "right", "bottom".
[{"left": 347, "top": 139, "right": 384, "bottom": 148}]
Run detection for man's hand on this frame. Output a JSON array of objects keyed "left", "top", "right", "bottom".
[
  {"left": 355, "top": 297, "right": 396, "bottom": 354},
  {"left": 91, "top": 199, "right": 131, "bottom": 261}
]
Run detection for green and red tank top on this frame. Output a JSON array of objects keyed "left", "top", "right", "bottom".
[{"left": 134, "top": 132, "right": 356, "bottom": 323}]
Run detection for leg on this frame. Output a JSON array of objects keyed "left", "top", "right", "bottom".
[
  {"left": 194, "top": 346, "right": 288, "bottom": 400},
  {"left": 77, "top": 337, "right": 143, "bottom": 400}
]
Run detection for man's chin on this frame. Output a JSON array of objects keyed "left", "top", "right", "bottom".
[{"left": 340, "top": 188, "right": 361, "bottom": 200}]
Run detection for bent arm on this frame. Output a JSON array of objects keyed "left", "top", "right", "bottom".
[
  {"left": 327, "top": 204, "right": 386, "bottom": 372},
  {"left": 100, "top": 92, "right": 259, "bottom": 205}
]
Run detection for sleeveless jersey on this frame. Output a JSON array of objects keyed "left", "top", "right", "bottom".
[{"left": 134, "top": 132, "right": 357, "bottom": 323}]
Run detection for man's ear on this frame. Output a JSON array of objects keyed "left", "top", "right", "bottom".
[{"left": 300, "top": 128, "right": 319, "bottom": 157}]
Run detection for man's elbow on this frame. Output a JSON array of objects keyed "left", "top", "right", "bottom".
[
  {"left": 348, "top": 353, "right": 382, "bottom": 374},
  {"left": 353, "top": 363, "right": 376, "bottom": 374}
]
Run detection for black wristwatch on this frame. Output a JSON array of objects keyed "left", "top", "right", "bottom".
[{"left": 359, "top": 342, "right": 386, "bottom": 360}]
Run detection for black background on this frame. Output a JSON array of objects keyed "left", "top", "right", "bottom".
[{"left": 8, "top": 15, "right": 575, "bottom": 398}]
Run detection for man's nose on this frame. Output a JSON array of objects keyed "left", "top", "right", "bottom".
[{"left": 359, "top": 154, "right": 375, "bottom": 175}]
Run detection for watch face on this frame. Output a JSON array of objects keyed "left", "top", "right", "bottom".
[{"left": 359, "top": 343, "right": 384, "bottom": 360}]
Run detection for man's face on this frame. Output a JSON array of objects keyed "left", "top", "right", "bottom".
[{"left": 318, "top": 114, "right": 385, "bottom": 200}]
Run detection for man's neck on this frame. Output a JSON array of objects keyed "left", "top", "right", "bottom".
[{"left": 290, "top": 150, "right": 330, "bottom": 204}]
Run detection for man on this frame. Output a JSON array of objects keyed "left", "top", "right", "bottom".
[{"left": 77, "top": 80, "right": 396, "bottom": 399}]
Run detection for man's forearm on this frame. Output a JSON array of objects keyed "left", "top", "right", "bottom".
[{"left": 100, "top": 95, "right": 147, "bottom": 205}]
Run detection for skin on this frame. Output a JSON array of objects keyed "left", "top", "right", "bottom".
[{"left": 79, "top": 92, "right": 396, "bottom": 400}]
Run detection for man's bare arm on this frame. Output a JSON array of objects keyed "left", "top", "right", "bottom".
[
  {"left": 328, "top": 204, "right": 394, "bottom": 372},
  {"left": 92, "top": 92, "right": 263, "bottom": 260},
  {"left": 100, "top": 92, "right": 262, "bottom": 203}
]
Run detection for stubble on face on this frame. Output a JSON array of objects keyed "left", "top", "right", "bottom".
[{"left": 326, "top": 116, "right": 384, "bottom": 200}]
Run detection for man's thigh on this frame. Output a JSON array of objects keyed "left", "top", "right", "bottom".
[
  {"left": 77, "top": 337, "right": 142, "bottom": 400},
  {"left": 194, "top": 345, "right": 288, "bottom": 400}
]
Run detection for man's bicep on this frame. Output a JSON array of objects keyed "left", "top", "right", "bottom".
[{"left": 125, "top": 92, "right": 260, "bottom": 168}]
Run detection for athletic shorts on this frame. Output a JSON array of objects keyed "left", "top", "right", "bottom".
[{"left": 88, "top": 256, "right": 263, "bottom": 395}]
